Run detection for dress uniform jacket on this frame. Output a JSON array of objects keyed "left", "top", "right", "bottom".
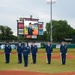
[
  {"left": 22, "top": 45, "right": 30, "bottom": 56},
  {"left": 31, "top": 45, "right": 38, "bottom": 54},
  {"left": 17, "top": 45, "right": 22, "bottom": 54},
  {"left": 45, "top": 45, "right": 53, "bottom": 54},
  {"left": 4, "top": 45, "right": 11, "bottom": 54},
  {"left": 60, "top": 44, "right": 67, "bottom": 54}
]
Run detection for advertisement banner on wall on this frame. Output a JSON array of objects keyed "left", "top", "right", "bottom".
[
  {"left": 18, "top": 29, "right": 24, "bottom": 34},
  {"left": 18, "top": 23, "right": 24, "bottom": 29},
  {"left": 56, "top": 44, "right": 60, "bottom": 48},
  {"left": 18, "top": 21, "right": 24, "bottom": 29},
  {"left": 39, "top": 30, "right": 43, "bottom": 35},
  {"left": 28, "top": 43, "right": 41, "bottom": 48},
  {"left": 38, "top": 22, "right": 43, "bottom": 35}
]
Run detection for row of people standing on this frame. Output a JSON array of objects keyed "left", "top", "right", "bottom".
[
  {"left": 17, "top": 42, "right": 38, "bottom": 67},
  {"left": 4, "top": 42, "right": 38, "bottom": 67},
  {"left": 4, "top": 40, "right": 67, "bottom": 67},
  {"left": 45, "top": 40, "right": 67, "bottom": 65}
]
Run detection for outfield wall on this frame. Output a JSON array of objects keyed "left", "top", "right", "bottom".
[
  {"left": 0, "top": 42, "right": 75, "bottom": 49},
  {"left": 41, "top": 43, "right": 75, "bottom": 48}
]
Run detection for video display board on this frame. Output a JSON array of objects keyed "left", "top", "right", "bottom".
[
  {"left": 17, "top": 17, "right": 43, "bottom": 39},
  {"left": 24, "top": 18, "right": 39, "bottom": 38}
]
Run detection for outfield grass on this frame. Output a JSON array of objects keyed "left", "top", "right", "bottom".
[{"left": 0, "top": 48, "right": 75, "bottom": 73}]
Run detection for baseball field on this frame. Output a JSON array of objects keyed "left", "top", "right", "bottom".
[{"left": 0, "top": 48, "right": 75, "bottom": 75}]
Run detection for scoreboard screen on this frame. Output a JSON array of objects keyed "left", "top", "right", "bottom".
[
  {"left": 17, "top": 17, "right": 43, "bottom": 39},
  {"left": 24, "top": 18, "right": 38, "bottom": 38}
]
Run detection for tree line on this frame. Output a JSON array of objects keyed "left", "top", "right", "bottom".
[
  {"left": 0, "top": 20, "right": 75, "bottom": 42},
  {"left": 0, "top": 25, "right": 17, "bottom": 41}
]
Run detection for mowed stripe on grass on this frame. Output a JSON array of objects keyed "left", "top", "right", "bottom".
[{"left": 0, "top": 71, "right": 75, "bottom": 75}]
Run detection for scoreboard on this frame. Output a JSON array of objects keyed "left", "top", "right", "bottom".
[{"left": 17, "top": 17, "right": 43, "bottom": 39}]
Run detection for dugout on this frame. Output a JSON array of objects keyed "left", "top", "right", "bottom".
[
  {"left": 72, "top": 35, "right": 75, "bottom": 44},
  {"left": 63, "top": 38, "right": 72, "bottom": 43}
]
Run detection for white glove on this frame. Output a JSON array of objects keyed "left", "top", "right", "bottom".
[
  {"left": 51, "top": 53, "right": 53, "bottom": 54},
  {"left": 10, "top": 53, "right": 11, "bottom": 55},
  {"left": 66, "top": 53, "right": 67, "bottom": 55},
  {"left": 45, "top": 53, "right": 47, "bottom": 54},
  {"left": 60, "top": 53, "right": 62, "bottom": 55},
  {"left": 28, "top": 54, "right": 30, "bottom": 56}
]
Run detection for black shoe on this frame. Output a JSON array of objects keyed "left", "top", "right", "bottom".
[
  {"left": 18, "top": 62, "right": 20, "bottom": 64},
  {"left": 48, "top": 62, "right": 50, "bottom": 64},
  {"left": 62, "top": 63, "right": 65, "bottom": 65},
  {"left": 18, "top": 62, "right": 22, "bottom": 64},
  {"left": 5, "top": 62, "right": 7, "bottom": 63},
  {"left": 33, "top": 62, "right": 36, "bottom": 64},
  {"left": 24, "top": 65, "right": 27, "bottom": 67},
  {"left": 20, "top": 62, "right": 22, "bottom": 64},
  {"left": 5, "top": 62, "right": 9, "bottom": 64}
]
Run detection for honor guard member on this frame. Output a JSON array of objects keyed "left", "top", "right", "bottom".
[
  {"left": 22, "top": 42, "right": 30, "bottom": 67},
  {"left": 17, "top": 42, "right": 22, "bottom": 63},
  {"left": 28, "top": 23, "right": 33, "bottom": 35},
  {"left": 4, "top": 41, "right": 12, "bottom": 63},
  {"left": 45, "top": 41, "right": 53, "bottom": 64},
  {"left": 31, "top": 42, "right": 38, "bottom": 64},
  {"left": 60, "top": 40, "right": 67, "bottom": 65}
]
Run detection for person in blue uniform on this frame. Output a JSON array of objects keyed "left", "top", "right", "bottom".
[
  {"left": 60, "top": 40, "right": 67, "bottom": 65},
  {"left": 22, "top": 42, "right": 30, "bottom": 67},
  {"left": 31, "top": 42, "right": 38, "bottom": 64},
  {"left": 28, "top": 23, "right": 33, "bottom": 35},
  {"left": 4, "top": 41, "right": 12, "bottom": 63},
  {"left": 45, "top": 41, "right": 53, "bottom": 64},
  {"left": 17, "top": 42, "right": 22, "bottom": 64}
]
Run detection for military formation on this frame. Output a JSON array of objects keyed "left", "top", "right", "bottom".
[{"left": 4, "top": 40, "right": 68, "bottom": 67}]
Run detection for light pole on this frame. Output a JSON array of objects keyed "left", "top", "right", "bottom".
[{"left": 46, "top": 0, "right": 56, "bottom": 44}]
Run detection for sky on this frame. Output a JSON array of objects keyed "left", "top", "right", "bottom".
[{"left": 0, "top": 0, "right": 75, "bottom": 36}]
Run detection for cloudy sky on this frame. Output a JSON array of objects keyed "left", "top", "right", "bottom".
[{"left": 0, "top": 0, "right": 75, "bottom": 35}]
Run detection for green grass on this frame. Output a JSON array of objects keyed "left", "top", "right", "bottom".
[{"left": 0, "top": 48, "right": 75, "bottom": 73}]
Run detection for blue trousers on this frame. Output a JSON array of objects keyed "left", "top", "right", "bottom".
[
  {"left": 18, "top": 54, "right": 22, "bottom": 63},
  {"left": 32, "top": 54, "right": 36, "bottom": 64},
  {"left": 47, "top": 54, "right": 51, "bottom": 64},
  {"left": 5, "top": 53, "right": 10, "bottom": 63},
  {"left": 23, "top": 55, "right": 28, "bottom": 67},
  {"left": 61, "top": 53, "right": 66, "bottom": 64}
]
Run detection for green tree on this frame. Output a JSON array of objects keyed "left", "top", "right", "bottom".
[
  {"left": 45, "top": 23, "right": 51, "bottom": 41},
  {"left": 45, "top": 20, "right": 74, "bottom": 42},
  {"left": 0, "top": 25, "right": 13, "bottom": 40},
  {"left": 43, "top": 31, "right": 47, "bottom": 41}
]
